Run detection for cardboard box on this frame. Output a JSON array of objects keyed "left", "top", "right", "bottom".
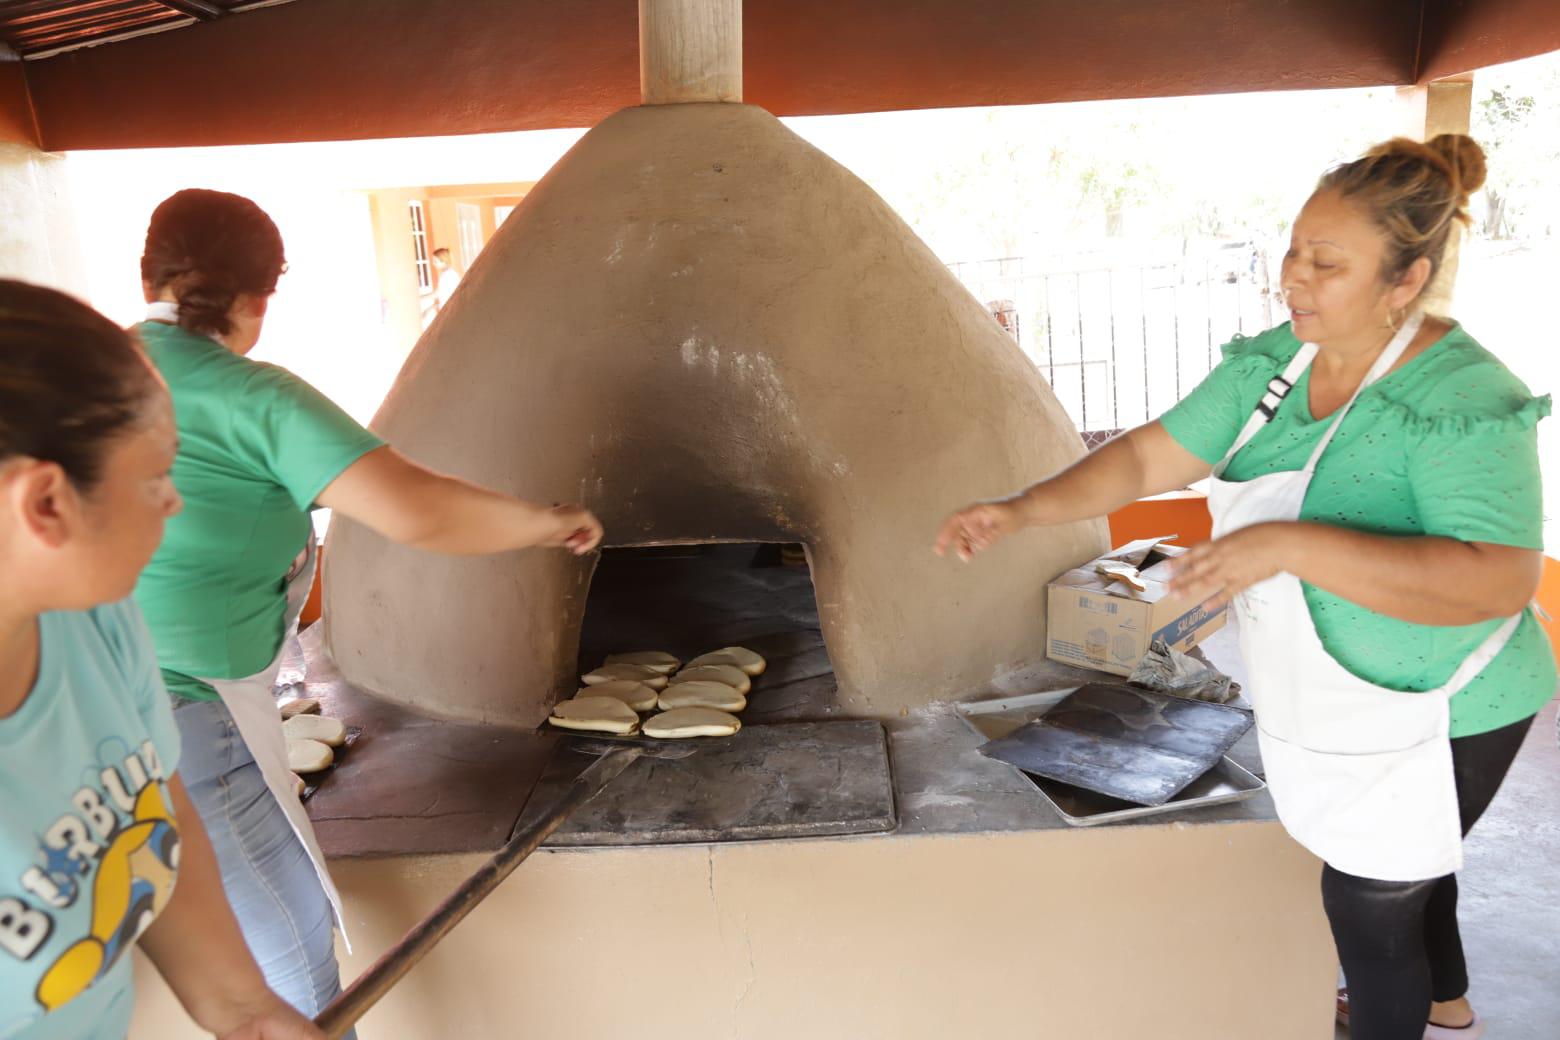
[{"left": 1046, "top": 536, "right": 1227, "bottom": 677}]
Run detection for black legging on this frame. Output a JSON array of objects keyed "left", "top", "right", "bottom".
[{"left": 1322, "top": 713, "right": 1536, "bottom": 1040}]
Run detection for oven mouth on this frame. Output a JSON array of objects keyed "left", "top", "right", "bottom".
[{"left": 575, "top": 541, "right": 834, "bottom": 719}]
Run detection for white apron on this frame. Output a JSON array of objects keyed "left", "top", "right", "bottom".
[
  {"left": 146, "top": 301, "right": 349, "bottom": 939},
  {"left": 1209, "top": 312, "right": 1524, "bottom": 882},
  {"left": 195, "top": 511, "right": 350, "bottom": 943}
]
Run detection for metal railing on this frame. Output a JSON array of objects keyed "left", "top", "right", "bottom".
[{"left": 951, "top": 249, "right": 1277, "bottom": 433}]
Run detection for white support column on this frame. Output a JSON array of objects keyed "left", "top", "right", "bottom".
[
  {"left": 0, "top": 142, "right": 88, "bottom": 292},
  {"left": 1395, "top": 77, "right": 1475, "bottom": 315},
  {"left": 639, "top": 0, "right": 742, "bottom": 105},
  {"left": 1, "top": 46, "right": 87, "bottom": 292}
]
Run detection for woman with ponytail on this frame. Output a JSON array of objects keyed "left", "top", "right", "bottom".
[
  {"left": 0, "top": 281, "right": 319, "bottom": 1039},
  {"left": 132, "top": 190, "right": 603, "bottom": 1030},
  {"left": 938, "top": 135, "right": 1550, "bottom": 1040}
]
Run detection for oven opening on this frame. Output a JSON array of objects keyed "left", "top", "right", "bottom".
[{"left": 576, "top": 542, "right": 835, "bottom": 720}]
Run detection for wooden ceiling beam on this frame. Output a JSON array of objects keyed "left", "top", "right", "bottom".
[
  {"left": 14, "top": 0, "right": 1560, "bottom": 151},
  {"left": 1419, "top": 0, "right": 1560, "bottom": 81},
  {"left": 24, "top": 0, "right": 1423, "bottom": 151},
  {"left": 1, "top": 48, "right": 42, "bottom": 147}
]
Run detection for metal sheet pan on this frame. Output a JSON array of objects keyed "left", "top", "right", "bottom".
[
  {"left": 978, "top": 683, "right": 1252, "bottom": 806},
  {"left": 956, "top": 689, "right": 1265, "bottom": 826},
  {"left": 980, "top": 722, "right": 1215, "bottom": 805},
  {"left": 300, "top": 725, "right": 363, "bottom": 803}
]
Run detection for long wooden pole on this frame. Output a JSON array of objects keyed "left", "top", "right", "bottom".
[
  {"left": 639, "top": 0, "right": 742, "bottom": 105},
  {"left": 311, "top": 746, "right": 642, "bottom": 1039}
]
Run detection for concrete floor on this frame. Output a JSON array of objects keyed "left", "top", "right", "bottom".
[{"left": 1334, "top": 695, "right": 1560, "bottom": 1040}]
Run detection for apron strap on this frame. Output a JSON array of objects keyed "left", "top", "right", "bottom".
[
  {"left": 1217, "top": 312, "right": 1426, "bottom": 477},
  {"left": 1429, "top": 607, "right": 1529, "bottom": 699},
  {"left": 1215, "top": 344, "right": 1318, "bottom": 475},
  {"left": 1300, "top": 312, "right": 1425, "bottom": 473}
]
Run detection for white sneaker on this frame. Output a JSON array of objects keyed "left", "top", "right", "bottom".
[{"left": 1424, "top": 1013, "right": 1484, "bottom": 1040}]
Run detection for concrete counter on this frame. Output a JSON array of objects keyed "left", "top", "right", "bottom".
[{"left": 132, "top": 621, "right": 1336, "bottom": 1038}]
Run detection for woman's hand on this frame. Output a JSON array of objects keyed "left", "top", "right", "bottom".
[
  {"left": 933, "top": 500, "right": 1025, "bottom": 561},
  {"left": 1168, "top": 522, "right": 1296, "bottom": 610},
  {"left": 541, "top": 503, "right": 604, "bottom": 555},
  {"left": 930, "top": 422, "right": 1214, "bottom": 563},
  {"left": 216, "top": 999, "right": 324, "bottom": 1040},
  {"left": 139, "top": 778, "right": 326, "bottom": 1040}
]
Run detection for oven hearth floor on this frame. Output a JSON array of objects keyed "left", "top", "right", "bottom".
[
  {"left": 523, "top": 719, "right": 896, "bottom": 845},
  {"left": 298, "top": 544, "right": 1277, "bottom": 859}
]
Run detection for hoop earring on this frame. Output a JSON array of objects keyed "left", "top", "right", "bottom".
[{"left": 1384, "top": 306, "right": 1405, "bottom": 331}]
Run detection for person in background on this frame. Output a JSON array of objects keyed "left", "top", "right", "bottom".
[
  {"left": 132, "top": 189, "right": 603, "bottom": 1029},
  {"left": 431, "top": 247, "right": 462, "bottom": 312},
  {"left": 0, "top": 280, "right": 321, "bottom": 1040},
  {"left": 937, "top": 135, "right": 1551, "bottom": 1040},
  {"left": 985, "top": 298, "right": 1020, "bottom": 342}
]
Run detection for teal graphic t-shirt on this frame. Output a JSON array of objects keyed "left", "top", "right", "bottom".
[{"left": 0, "top": 601, "right": 182, "bottom": 1040}]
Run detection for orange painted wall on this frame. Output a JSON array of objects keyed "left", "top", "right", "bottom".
[
  {"left": 427, "top": 198, "right": 461, "bottom": 272},
  {"left": 488, "top": 195, "right": 527, "bottom": 238},
  {"left": 367, "top": 183, "right": 536, "bottom": 358},
  {"left": 300, "top": 541, "right": 325, "bottom": 628},
  {"left": 1107, "top": 490, "right": 1215, "bottom": 547},
  {"left": 1538, "top": 557, "right": 1560, "bottom": 650},
  {"left": 366, "top": 188, "right": 430, "bottom": 362},
  {"left": 423, "top": 185, "right": 537, "bottom": 272}
]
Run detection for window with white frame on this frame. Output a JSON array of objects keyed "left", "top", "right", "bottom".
[{"left": 409, "top": 200, "right": 432, "bottom": 292}]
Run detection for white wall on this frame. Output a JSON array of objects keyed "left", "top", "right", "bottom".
[
  {"left": 60, "top": 129, "right": 584, "bottom": 425},
  {"left": 0, "top": 143, "right": 87, "bottom": 294}
]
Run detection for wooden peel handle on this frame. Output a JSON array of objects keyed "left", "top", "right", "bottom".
[{"left": 312, "top": 746, "right": 641, "bottom": 1038}]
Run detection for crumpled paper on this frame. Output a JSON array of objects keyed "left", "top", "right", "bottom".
[{"left": 1128, "top": 638, "right": 1240, "bottom": 704}]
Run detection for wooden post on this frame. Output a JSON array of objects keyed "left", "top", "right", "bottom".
[
  {"left": 639, "top": 0, "right": 742, "bottom": 105},
  {"left": 1, "top": 45, "right": 41, "bottom": 148},
  {"left": 1395, "top": 77, "right": 1475, "bottom": 315}
]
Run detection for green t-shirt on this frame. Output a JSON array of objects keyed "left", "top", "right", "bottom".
[
  {"left": 132, "top": 322, "right": 384, "bottom": 701},
  {"left": 1161, "top": 321, "right": 1555, "bottom": 738}
]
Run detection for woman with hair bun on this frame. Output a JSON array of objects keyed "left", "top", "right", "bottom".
[
  {"left": 938, "top": 134, "right": 1550, "bottom": 1040},
  {"left": 132, "top": 190, "right": 603, "bottom": 1030},
  {"left": 0, "top": 280, "right": 320, "bottom": 1039}
]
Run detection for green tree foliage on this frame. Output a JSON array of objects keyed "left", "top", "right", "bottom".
[{"left": 1473, "top": 59, "right": 1560, "bottom": 239}]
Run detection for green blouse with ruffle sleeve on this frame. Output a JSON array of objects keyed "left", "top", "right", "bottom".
[{"left": 1161, "top": 321, "right": 1555, "bottom": 738}]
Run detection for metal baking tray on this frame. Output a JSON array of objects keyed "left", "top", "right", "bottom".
[
  {"left": 299, "top": 725, "right": 363, "bottom": 803},
  {"left": 979, "top": 683, "right": 1252, "bottom": 806},
  {"left": 956, "top": 688, "right": 1264, "bottom": 827}
]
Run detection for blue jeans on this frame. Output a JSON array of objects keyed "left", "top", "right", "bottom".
[{"left": 173, "top": 699, "right": 353, "bottom": 1037}]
